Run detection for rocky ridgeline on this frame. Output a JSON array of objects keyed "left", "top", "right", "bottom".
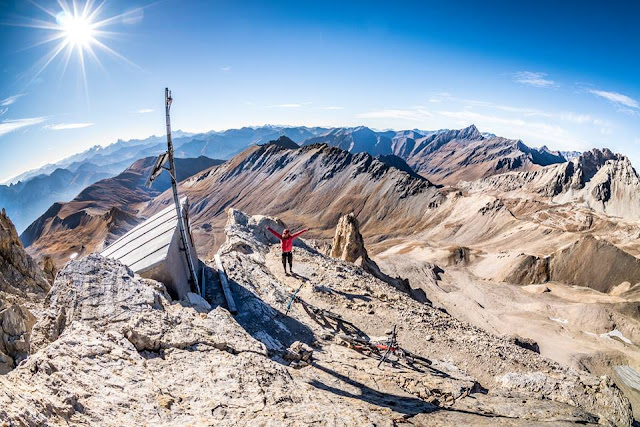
[
  {"left": 0, "top": 209, "right": 634, "bottom": 425},
  {"left": 0, "top": 209, "right": 49, "bottom": 302},
  {"left": 217, "top": 209, "right": 632, "bottom": 425},
  {"left": 0, "top": 210, "right": 49, "bottom": 374},
  {"left": 461, "top": 148, "right": 640, "bottom": 223}
]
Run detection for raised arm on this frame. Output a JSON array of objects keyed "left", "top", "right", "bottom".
[
  {"left": 291, "top": 228, "right": 309, "bottom": 239},
  {"left": 267, "top": 227, "right": 282, "bottom": 239}
]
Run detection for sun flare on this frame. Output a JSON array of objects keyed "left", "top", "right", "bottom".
[
  {"left": 17, "top": 0, "right": 142, "bottom": 97},
  {"left": 57, "top": 10, "right": 96, "bottom": 48}
]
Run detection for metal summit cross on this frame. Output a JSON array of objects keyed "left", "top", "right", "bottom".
[{"left": 146, "top": 88, "right": 200, "bottom": 295}]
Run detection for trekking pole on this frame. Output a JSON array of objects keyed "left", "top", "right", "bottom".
[{"left": 285, "top": 283, "right": 304, "bottom": 316}]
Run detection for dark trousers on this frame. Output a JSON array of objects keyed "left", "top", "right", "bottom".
[{"left": 282, "top": 251, "right": 293, "bottom": 270}]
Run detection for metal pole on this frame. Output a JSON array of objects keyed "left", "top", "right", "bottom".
[{"left": 165, "top": 87, "right": 200, "bottom": 295}]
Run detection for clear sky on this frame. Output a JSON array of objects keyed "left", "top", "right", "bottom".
[{"left": 1, "top": 0, "right": 639, "bottom": 181}]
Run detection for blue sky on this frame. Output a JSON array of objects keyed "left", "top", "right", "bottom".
[{"left": 0, "top": 0, "right": 639, "bottom": 181}]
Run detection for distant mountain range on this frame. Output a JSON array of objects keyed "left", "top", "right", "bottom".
[
  {"left": 22, "top": 131, "right": 639, "bottom": 274},
  {"left": 303, "top": 124, "right": 568, "bottom": 184},
  {"left": 24, "top": 136, "right": 443, "bottom": 265},
  {"left": 1, "top": 126, "right": 329, "bottom": 232},
  {"left": 0, "top": 166, "right": 112, "bottom": 233},
  {"left": 3, "top": 124, "right": 579, "bottom": 234},
  {"left": 3, "top": 126, "right": 331, "bottom": 186}
]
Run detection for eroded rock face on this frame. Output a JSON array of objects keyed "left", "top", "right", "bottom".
[
  {"left": 1, "top": 254, "right": 300, "bottom": 425},
  {"left": 0, "top": 304, "right": 36, "bottom": 373},
  {"left": 0, "top": 209, "right": 49, "bottom": 305},
  {"left": 462, "top": 148, "right": 640, "bottom": 221},
  {"left": 0, "top": 211, "right": 48, "bottom": 373},
  {"left": 506, "top": 236, "right": 640, "bottom": 293},
  {"left": 498, "top": 371, "right": 631, "bottom": 420},
  {"left": 40, "top": 255, "right": 57, "bottom": 285},
  {"left": 504, "top": 255, "right": 550, "bottom": 285},
  {"left": 31, "top": 254, "right": 262, "bottom": 355}
]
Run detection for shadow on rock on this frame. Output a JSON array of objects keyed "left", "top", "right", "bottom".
[
  {"left": 227, "top": 276, "right": 316, "bottom": 361},
  {"left": 309, "top": 361, "right": 437, "bottom": 416}
]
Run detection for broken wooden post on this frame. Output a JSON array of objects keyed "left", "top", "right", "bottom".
[{"left": 214, "top": 254, "right": 238, "bottom": 314}]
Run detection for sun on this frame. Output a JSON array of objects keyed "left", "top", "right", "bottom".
[
  {"left": 57, "top": 10, "right": 96, "bottom": 48},
  {"left": 15, "top": 0, "right": 142, "bottom": 96}
]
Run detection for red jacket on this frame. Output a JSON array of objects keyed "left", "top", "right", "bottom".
[{"left": 267, "top": 227, "right": 309, "bottom": 252}]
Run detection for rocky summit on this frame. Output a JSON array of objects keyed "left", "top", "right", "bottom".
[{"left": 0, "top": 209, "right": 632, "bottom": 425}]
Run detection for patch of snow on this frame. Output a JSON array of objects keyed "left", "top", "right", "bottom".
[
  {"left": 600, "top": 329, "right": 633, "bottom": 345},
  {"left": 69, "top": 252, "right": 78, "bottom": 260},
  {"left": 549, "top": 317, "right": 568, "bottom": 324}
]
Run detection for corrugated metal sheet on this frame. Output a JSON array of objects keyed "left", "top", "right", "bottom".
[{"left": 101, "top": 199, "right": 185, "bottom": 273}]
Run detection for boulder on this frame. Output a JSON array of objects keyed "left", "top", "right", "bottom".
[
  {"left": 0, "top": 304, "right": 36, "bottom": 374},
  {"left": 284, "top": 340, "right": 313, "bottom": 365},
  {"left": 184, "top": 292, "right": 212, "bottom": 313},
  {"left": 508, "top": 335, "right": 540, "bottom": 354}
]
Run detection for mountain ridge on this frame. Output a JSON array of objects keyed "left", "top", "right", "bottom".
[
  {"left": 303, "top": 124, "right": 568, "bottom": 184},
  {"left": 24, "top": 140, "right": 443, "bottom": 267},
  {"left": 21, "top": 156, "right": 224, "bottom": 264}
]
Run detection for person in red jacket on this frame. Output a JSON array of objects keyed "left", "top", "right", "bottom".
[{"left": 267, "top": 226, "right": 309, "bottom": 275}]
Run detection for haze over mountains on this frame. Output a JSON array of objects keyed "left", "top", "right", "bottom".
[
  {"left": 3, "top": 124, "right": 577, "bottom": 234},
  {"left": 0, "top": 126, "right": 327, "bottom": 233}
]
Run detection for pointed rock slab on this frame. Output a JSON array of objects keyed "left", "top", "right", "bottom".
[
  {"left": 330, "top": 213, "right": 420, "bottom": 299},
  {"left": 331, "top": 213, "right": 368, "bottom": 263}
]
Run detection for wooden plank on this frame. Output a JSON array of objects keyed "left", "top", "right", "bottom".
[{"left": 214, "top": 254, "right": 238, "bottom": 315}]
